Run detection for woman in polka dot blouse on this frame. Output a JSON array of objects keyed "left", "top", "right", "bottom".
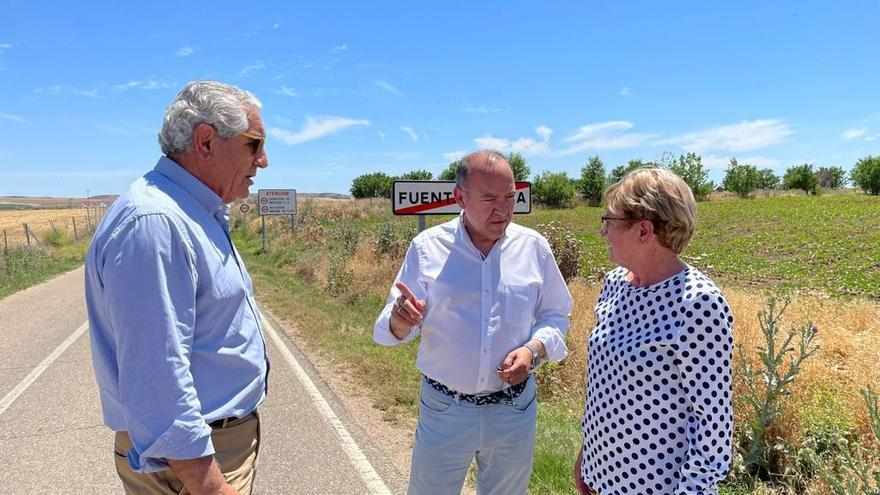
[{"left": 573, "top": 167, "right": 734, "bottom": 495}]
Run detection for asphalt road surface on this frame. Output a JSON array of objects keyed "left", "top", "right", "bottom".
[{"left": 0, "top": 267, "right": 406, "bottom": 494}]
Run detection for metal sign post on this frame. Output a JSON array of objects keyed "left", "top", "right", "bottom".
[
  {"left": 391, "top": 180, "right": 532, "bottom": 233},
  {"left": 258, "top": 189, "right": 297, "bottom": 252}
]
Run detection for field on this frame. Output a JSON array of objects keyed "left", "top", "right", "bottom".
[{"left": 229, "top": 192, "right": 880, "bottom": 494}]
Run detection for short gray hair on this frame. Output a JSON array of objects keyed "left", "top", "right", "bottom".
[
  {"left": 455, "top": 150, "right": 509, "bottom": 188},
  {"left": 158, "top": 81, "right": 262, "bottom": 156}
]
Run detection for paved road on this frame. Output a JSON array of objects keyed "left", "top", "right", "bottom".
[{"left": 0, "top": 267, "right": 406, "bottom": 494}]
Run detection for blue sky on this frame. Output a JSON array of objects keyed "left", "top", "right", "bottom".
[{"left": 1, "top": 1, "right": 878, "bottom": 197}]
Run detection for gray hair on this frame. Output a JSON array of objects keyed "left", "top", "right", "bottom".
[
  {"left": 455, "top": 150, "right": 509, "bottom": 188},
  {"left": 158, "top": 81, "right": 262, "bottom": 156}
]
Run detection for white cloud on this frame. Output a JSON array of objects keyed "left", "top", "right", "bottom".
[
  {"left": 401, "top": 126, "right": 418, "bottom": 142},
  {"left": 331, "top": 44, "right": 348, "bottom": 53},
  {"left": 277, "top": 86, "right": 299, "bottom": 97},
  {"left": 865, "top": 135, "right": 877, "bottom": 142},
  {"left": 373, "top": 79, "right": 402, "bottom": 96},
  {"left": 474, "top": 125, "right": 553, "bottom": 156},
  {"left": 0, "top": 43, "right": 11, "bottom": 51},
  {"left": 175, "top": 46, "right": 195, "bottom": 57},
  {"left": 113, "top": 79, "right": 175, "bottom": 91},
  {"left": 96, "top": 124, "right": 130, "bottom": 135},
  {"left": 273, "top": 23, "right": 281, "bottom": 29},
  {"left": 268, "top": 115, "right": 370, "bottom": 145},
  {"left": 668, "top": 119, "right": 794, "bottom": 153},
  {"left": 443, "top": 150, "right": 467, "bottom": 162},
  {"left": 0, "top": 112, "right": 25, "bottom": 123},
  {"left": 618, "top": 87, "right": 632, "bottom": 96},
  {"left": 38, "top": 84, "right": 104, "bottom": 98},
  {"left": 377, "top": 131, "right": 385, "bottom": 141},
  {"left": 240, "top": 61, "right": 266, "bottom": 76},
  {"left": 559, "top": 121, "right": 655, "bottom": 155},
  {"left": 841, "top": 127, "right": 868, "bottom": 140},
  {"left": 463, "top": 101, "right": 503, "bottom": 114}
]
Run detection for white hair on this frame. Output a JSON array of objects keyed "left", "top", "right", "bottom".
[{"left": 158, "top": 80, "right": 262, "bottom": 156}]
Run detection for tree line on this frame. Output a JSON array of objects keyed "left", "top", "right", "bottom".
[{"left": 351, "top": 153, "right": 880, "bottom": 206}]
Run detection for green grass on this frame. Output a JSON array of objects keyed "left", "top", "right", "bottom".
[{"left": 0, "top": 240, "right": 89, "bottom": 299}]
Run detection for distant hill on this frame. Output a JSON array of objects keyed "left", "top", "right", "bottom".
[{"left": 0, "top": 192, "right": 350, "bottom": 209}]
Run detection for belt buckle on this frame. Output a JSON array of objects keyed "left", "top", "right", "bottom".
[{"left": 501, "top": 386, "right": 517, "bottom": 407}]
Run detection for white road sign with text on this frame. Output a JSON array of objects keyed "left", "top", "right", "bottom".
[
  {"left": 392, "top": 181, "right": 531, "bottom": 215},
  {"left": 258, "top": 189, "right": 297, "bottom": 215}
]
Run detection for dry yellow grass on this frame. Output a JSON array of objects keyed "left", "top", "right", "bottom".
[{"left": 0, "top": 208, "right": 95, "bottom": 247}]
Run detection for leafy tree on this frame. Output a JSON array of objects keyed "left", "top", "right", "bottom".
[
  {"left": 722, "top": 158, "right": 761, "bottom": 198},
  {"left": 350, "top": 172, "right": 393, "bottom": 199},
  {"left": 757, "top": 168, "right": 780, "bottom": 190},
  {"left": 396, "top": 169, "right": 433, "bottom": 181},
  {"left": 579, "top": 155, "right": 606, "bottom": 206},
  {"left": 507, "top": 153, "right": 531, "bottom": 181},
  {"left": 667, "top": 152, "right": 714, "bottom": 201},
  {"left": 438, "top": 161, "right": 459, "bottom": 181},
  {"left": 849, "top": 156, "right": 880, "bottom": 194},
  {"left": 783, "top": 164, "right": 820, "bottom": 195},
  {"left": 532, "top": 171, "right": 576, "bottom": 208},
  {"left": 816, "top": 166, "right": 847, "bottom": 189},
  {"left": 608, "top": 159, "right": 647, "bottom": 184}
]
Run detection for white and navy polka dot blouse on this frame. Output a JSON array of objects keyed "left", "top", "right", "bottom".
[{"left": 580, "top": 265, "right": 733, "bottom": 495}]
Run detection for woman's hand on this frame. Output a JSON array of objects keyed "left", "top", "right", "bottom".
[{"left": 573, "top": 450, "right": 596, "bottom": 494}]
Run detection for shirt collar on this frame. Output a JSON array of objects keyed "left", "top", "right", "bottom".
[
  {"left": 154, "top": 156, "right": 228, "bottom": 218},
  {"left": 455, "top": 212, "right": 508, "bottom": 257}
]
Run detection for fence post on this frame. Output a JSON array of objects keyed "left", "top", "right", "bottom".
[
  {"left": 72, "top": 217, "right": 78, "bottom": 241},
  {"left": 23, "top": 223, "right": 30, "bottom": 248},
  {"left": 3, "top": 229, "right": 7, "bottom": 255},
  {"left": 49, "top": 220, "right": 58, "bottom": 234}
]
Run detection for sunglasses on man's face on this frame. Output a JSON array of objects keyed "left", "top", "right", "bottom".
[{"left": 240, "top": 131, "right": 265, "bottom": 156}]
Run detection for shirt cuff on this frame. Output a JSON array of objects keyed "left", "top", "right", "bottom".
[
  {"left": 530, "top": 326, "right": 568, "bottom": 362},
  {"left": 373, "top": 306, "right": 417, "bottom": 345},
  {"left": 127, "top": 419, "right": 214, "bottom": 473}
]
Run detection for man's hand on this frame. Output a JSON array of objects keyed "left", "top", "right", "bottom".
[
  {"left": 167, "top": 456, "right": 239, "bottom": 495},
  {"left": 497, "top": 339, "right": 545, "bottom": 386},
  {"left": 389, "top": 282, "right": 426, "bottom": 340}
]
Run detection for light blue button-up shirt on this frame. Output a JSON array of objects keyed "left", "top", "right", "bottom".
[{"left": 85, "top": 157, "right": 268, "bottom": 473}]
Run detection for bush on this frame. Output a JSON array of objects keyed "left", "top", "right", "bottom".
[
  {"left": 814, "top": 387, "right": 880, "bottom": 495},
  {"left": 817, "top": 166, "right": 848, "bottom": 189},
  {"left": 735, "top": 298, "right": 819, "bottom": 482},
  {"left": 438, "top": 161, "right": 458, "bottom": 181},
  {"left": 507, "top": 152, "right": 531, "bottom": 181},
  {"left": 578, "top": 155, "right": 606, "bottom": 206},
  {"left": 334, "top": 221, "right": 360, "bottom": 255},
  {"left": 608, "top": 159, "right": 647, "bottom": 185},
  {"left": 536, "top": 221, "right": 582, "bottom": 282},
  {"left": 757, "top": 168, "right": 780, "bottom": 190},
  {"left": 42, "top": 229, "right": 73, "bottom": 247},
  {"left": 396, "top": 170, "right": 433, "bottom": 181},
  {"left": 665, "top": 152, "right": 714, "bottom": 201},
  {"left": 350, "top": 172, "right": 393, "bottom": 199},
  {"left": 783, "top": 164, "right": 820, "bottom": 195},
  {"left": 850, "top": 156, "right": 880, "bottom": 195},
  {"left": 532, "top": 171, "right": 576, "bottom": 208},
  {"left": 723, "top": 158, "right": 762, "bottom": 198},
  {"left": 375, "top": 220, "right": 409, "bottom": 257}
]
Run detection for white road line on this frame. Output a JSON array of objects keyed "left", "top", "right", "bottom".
[
  {"left": 0, "top": 321, "right": 88, "bottom": 416},
  {"left": 262, "top": 317, "right": 392, "bottom": 495}
]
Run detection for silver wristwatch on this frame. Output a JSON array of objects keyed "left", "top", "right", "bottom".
[{"left": 523, "top": 342, "right": 543, "bottom": 370}]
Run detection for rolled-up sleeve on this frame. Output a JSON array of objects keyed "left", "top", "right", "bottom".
[
  {"left": 373, "top": 242, "right": 426, "bottom": 346},
  {"left": 530, "top": 245, "right": 573, "bottom": 362},
  {"left": 101, "top": 213, "right": 213, "bottom": 473},
  {"left": 673, "top": 292, "right": 734, "bottom": 493}
]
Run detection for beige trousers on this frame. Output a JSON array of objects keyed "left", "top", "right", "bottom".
[{"left": 113, "top": 412, "right": 260, "bottom": 495}]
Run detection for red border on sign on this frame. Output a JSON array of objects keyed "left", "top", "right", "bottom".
[{"left": 394, "top": 181, "right": 530, "bottom": 215}]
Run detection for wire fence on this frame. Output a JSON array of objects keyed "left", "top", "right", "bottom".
[{"left": 0, "top": 206, "right": 108, "bottom": 255}]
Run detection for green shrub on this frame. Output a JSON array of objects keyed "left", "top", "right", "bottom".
[
  {"left": 578, "top": 155, "right": 606, "bottom": 206},
  {"left": 817, "top": 166, "right": 848, "bottom": 189},
  {"left": 723, "top": 158, "right": 762, "bottom": 198},
  {"left": 325, "top": 249, "right": 355, "bottom": 299},
  {"left": 757, "top": 168, "right": 781, "bottom": 190},
  {"left": 814, "top": 388, "right": 880, "bottom": 495},
  {"left": 42, "top": 229, "right": 73, "bottom": 247},
  {"left": 375, "top": 220, "right": 409, "bottom": 257},
  {"left": 783, "top": 164, "right": 820, "bottom": 195},
  {"left": 533, "top": 171, "right": 576, "bottom": 208},
  {"left": 850, "top": 156, "right": 880, "bottom": 195},
  {"left": 334, "top": 221, "right": 360, "bottom": 255}
]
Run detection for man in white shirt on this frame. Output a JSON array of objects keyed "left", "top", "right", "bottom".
[{"left": 373, "top": 150, "right": 573, "bottom": 495}]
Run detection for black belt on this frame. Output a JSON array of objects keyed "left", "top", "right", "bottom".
[
  {"left": 208, "top": 410, "right": 257, "bottom": 429},
  {"left": 425, "top": 376, "right": 529, "bottom": 406}
]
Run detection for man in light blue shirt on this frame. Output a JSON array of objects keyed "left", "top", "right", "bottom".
[{"left": 85, "top": 81, "right": 270, "bottom": 495}]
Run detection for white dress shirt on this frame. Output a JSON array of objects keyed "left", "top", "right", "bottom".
[{"left": 373, "top": 215, "right": 573, "bottom": 395}]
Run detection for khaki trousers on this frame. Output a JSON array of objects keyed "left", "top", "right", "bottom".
[{"left": 113, "top": 412, "right": 260, "bottom": 495}]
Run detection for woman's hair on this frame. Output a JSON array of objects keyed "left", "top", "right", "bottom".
[
  {"left": 158, "top": 81, "right": 261, "bottom": 156},
  {"left": 604, "top": 167, "right": 696, "bottom": 254}
]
